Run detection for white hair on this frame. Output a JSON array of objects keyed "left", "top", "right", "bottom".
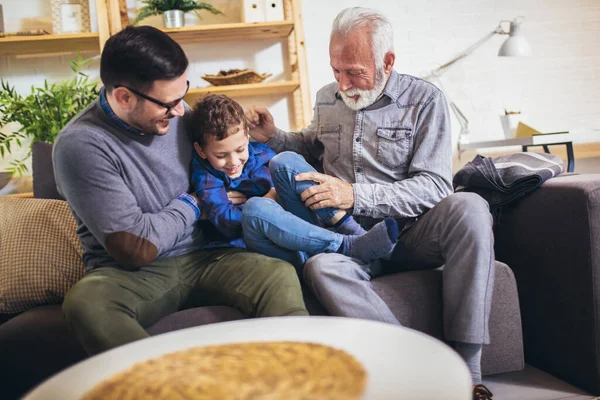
[{"left": 330, "top": 7, "right": 394, "bottom": 69}]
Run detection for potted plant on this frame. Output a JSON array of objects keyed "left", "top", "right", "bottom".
[
  {"left": 0, "top": 54, "right": 100, "bottom": 176},
  {"left": 132, "top": 0, "right": 223, "bottom": 29}
]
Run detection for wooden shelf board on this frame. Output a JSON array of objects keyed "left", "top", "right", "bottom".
[
  {"left": 186, "top": 81, "right": 300, "bottom": 101},
  {"left": 164, "top": 21, "right": 294, "bottom": 44},
  {"left": 0, "top": 33, "right": 100, "bottom": 56}
]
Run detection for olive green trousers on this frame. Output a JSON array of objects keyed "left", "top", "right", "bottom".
[{"left": 63, "top": 248, "right": 308, "bottom": 355}]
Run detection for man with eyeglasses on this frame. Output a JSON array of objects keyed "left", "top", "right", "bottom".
[{"left": 53, "top": 25, "right": 308, "bottom": 356}]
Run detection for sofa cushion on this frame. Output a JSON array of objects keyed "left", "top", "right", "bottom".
[
  {"left": 0, "top": 198, "right": 84, "bottom": 313},
  {"left": 32, "top": 141, "right": 63, "bottom": 200},
  {"left": 147, "top": 306, "right": 246, "bottom": 335},
  {"left": 372, "top": 261, "right": 525, "bottom": 376},
  {"left": 495, "top": 174, "right": 600, "bottom": 394},
  {"left": 0, "top": 304, "right": 246, "bottom": 399}
]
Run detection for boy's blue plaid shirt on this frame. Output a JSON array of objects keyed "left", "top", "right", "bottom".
[{"left": 191, "top": 142, "right": 276, "bottom": 248}]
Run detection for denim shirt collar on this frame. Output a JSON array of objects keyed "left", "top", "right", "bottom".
[{"left": 99, "top": 87, "right": 146, "bottom": 136}]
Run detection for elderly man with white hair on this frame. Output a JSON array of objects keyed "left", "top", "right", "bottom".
[{"left": 246, "top": 7, "right": 495, "bottom": 399}]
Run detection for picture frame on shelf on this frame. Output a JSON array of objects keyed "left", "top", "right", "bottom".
[{"left": 51, "top": 0, "right": 91, "bottom": 34}]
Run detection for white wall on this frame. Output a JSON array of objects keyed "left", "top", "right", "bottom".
[
  {"left": 302, "top": 0, "right": 600, "bottom": 145},
  {"left": 1, "top": 0, "right": 600, "bottom": 174}
]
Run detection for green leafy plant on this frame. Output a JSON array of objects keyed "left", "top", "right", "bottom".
[
  {"left": 0, "top": 54, "right": 100, "bottom": 176},
  {"left": 132, "top": 0, "right": 223, "bottom": 25}
]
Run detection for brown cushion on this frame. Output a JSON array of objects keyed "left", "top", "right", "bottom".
[{"left": 0, "top": 198, "right": 84, "bottom": 313}]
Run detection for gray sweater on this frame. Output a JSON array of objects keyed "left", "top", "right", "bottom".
[{"left": 53, "top": 98, "right": 205, "bottom": 271}]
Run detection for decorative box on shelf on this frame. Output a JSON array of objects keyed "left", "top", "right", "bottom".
[
  {"left": 265, "top": 0, "right": 285, "bottom": 21},
  {"left": 242, "top": 0, "right": 266, "bottom": 23},
  {"left": 242, "top": 0, "right": 285, "bottom": 23}
]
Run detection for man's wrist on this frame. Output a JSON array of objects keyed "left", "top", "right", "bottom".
[
  {"left": 177, "top": 192, "right": 201, "bottom": 221},
  {"left": 352, "top": 183, "right": 373, "bottom": 217}
]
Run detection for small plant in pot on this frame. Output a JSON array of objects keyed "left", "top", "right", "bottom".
[
  {"left": 0, "top": 55, "right": 100, "bottom": 176},
  {"left": 132, "top": 0, "right": 223, "bottom": 29}
]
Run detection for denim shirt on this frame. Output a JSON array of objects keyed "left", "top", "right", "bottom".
[{"left": 267, "top": 70, "right": 453, "bottom": 228}]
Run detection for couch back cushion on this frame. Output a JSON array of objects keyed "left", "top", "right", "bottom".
[
  {"left": 32, "top": 141, "right": 63, "bottom": 200},
  {"left": 0, "top": 198, "right": 84, "bottom": 314}
]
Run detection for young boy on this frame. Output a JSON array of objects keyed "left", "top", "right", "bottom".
[{"left": 189, "top": 94, "right": 398, "bottom": 268}]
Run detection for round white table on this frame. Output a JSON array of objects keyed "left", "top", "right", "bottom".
[{"left": 24, "top": 316, "right": 471, "bottom": 400}]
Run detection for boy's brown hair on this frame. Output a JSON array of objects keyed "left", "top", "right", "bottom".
[{"left": 188, "top": 94, "right": 249, "bottom": 146}]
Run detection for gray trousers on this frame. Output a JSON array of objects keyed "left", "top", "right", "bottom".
[{"left": 303, "top": 192, "right": 495, "bottom": 345}]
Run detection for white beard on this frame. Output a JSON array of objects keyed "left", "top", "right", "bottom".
[{"left": 340, "top": 69, "right": 388, "bottom": 111}]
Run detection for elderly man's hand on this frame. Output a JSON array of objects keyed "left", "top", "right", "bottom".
[
  {"left": 245, "top": 106, "right": 277, "bottom": 143},
  {"left": 296, "top": 172, "right": 354, "bottom": 210}
]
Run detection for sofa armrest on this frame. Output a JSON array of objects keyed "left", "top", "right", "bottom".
[{"left": 494, "top": 173, "right": 600, "bottom": 394}]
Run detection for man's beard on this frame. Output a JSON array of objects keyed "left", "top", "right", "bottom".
[
  {"left": 340, "top": 68, "right": 387, "bottom": 111},
  {"left": 129, "top": 104, "right": 172, "bottom": 136}
]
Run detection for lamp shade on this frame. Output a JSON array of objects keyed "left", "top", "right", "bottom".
[{"left": 498, "top": 19, "right": 531, "bottom": 56}]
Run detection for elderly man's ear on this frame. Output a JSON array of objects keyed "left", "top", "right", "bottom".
[{"left": 384, "top": 52, "right": 395, "bottom": 74}]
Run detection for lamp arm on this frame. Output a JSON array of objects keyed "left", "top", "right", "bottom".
[
  {"left": 434, "top": 76, "right": 470, "bottom": 137},
  {"left": 426, "top": 26, "right": 506, "bottom": 79}
]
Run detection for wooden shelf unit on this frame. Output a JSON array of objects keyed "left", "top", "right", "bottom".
[
  {"left": 0, "top": 0, "right": 311, "bottom": 128},
  {"left": 107, "top": 0, "right": 311, "bottom": 130},
  {"left": 0, "top": 0, "right": 111, "bottom": 56}
]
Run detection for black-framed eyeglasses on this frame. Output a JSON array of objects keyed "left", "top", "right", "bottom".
[{"left": 114, "top": 80, "right": 190, "bottom": 116}]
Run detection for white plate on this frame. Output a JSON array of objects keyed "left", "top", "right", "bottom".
[{"left": 24, "top": 316, "right": 471, "bottom": 400}]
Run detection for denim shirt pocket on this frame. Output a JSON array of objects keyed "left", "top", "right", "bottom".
[
  {"left": 376, "top": 127, "right": 413, "bottom": 169},
  {"left": 318, "top": 124, "right": 342, "bottom": 163}
]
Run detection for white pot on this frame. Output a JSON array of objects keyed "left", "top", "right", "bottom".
[
  {"left": 163, "top": 10, "right": 185, "bottom": 29},
  {"left": 499, "top": 113, "right": 526, "bottom": 139}
]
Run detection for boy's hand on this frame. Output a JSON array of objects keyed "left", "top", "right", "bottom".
[
  {"left": 227, "top": 190, "right": 247, "bottom": 205},
  {"left": 246, "top": 106, "right": 276, "bottom": 143}
]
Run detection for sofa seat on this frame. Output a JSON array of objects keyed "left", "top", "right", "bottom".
[
  {"left": 0, "top": 305, "right": 245, "bottom": 399},
  {"left": 372, "top": 261, "right": 524, "bottom": 375},
  {"left": 0, "top": 261, "right": 523, "bottom": 399}
]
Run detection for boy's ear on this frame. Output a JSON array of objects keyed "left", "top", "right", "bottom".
[{"left": 193, "top": 142, "right": 207, "bottom": 159}]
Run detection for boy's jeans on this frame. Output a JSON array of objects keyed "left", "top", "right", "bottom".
[{"left": 241, "top": 152, "right": 344, "bottom": 269}]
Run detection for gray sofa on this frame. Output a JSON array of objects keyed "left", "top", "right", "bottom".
[
  {"left": 0, "top": 264, "right": 523, "bottom": 400},
  {"left": 494, "top": 173, "right": 600, "bottom": 395},
  {"left": 2, "top": 143, "right": 598, "bottom": 398}
]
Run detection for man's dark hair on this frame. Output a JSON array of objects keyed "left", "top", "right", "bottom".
[
  {"left": 100, "top": 26, "right": 188, "bottom": 92},
  {"left": 188, "top": 94, "right": 249, "bottom": 146}
]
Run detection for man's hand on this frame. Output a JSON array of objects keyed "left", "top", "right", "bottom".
[
  {"left": 245, "top": 106, "right": 277, "bottom": 143},
  {"left": 296, "top": 172, "right": 355, "bottom": 210}
]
